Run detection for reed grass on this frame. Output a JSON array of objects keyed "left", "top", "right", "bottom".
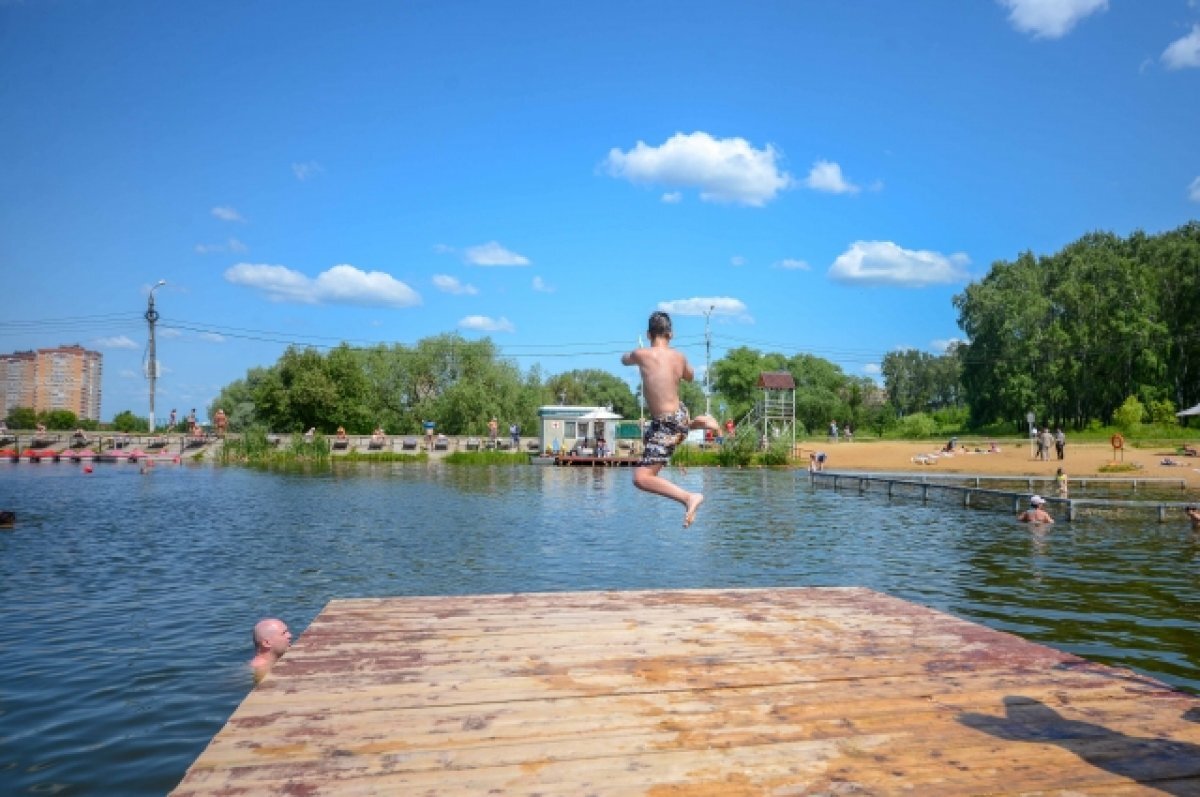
[{"left": 443, "top": 450, "right": 529, "bottom": 465}]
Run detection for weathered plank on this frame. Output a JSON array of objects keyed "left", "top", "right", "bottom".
[{"left": 171, "top": 588, "right": 1200, "bottom": 796}]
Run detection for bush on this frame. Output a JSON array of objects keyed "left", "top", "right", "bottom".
[
  {"left": 895, "top": 412, "right": 938, "bottom": 439},
  {"left": 756, "top": 437, "right": 792, "bottom": 467},
  {"left": 715, "top": 435, "right": 755, "bottom": 468},
  {"left": 1112, "top": 396, "right": 1146, "bottom": 433}
]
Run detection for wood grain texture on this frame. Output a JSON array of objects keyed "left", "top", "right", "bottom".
[{"left": 172, "top": 587, "right": 1200, "bottom": 796}]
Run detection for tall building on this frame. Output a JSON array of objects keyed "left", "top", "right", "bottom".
[
  {"left": 0, "top": 345, "right": 103, "bottom": 421},
  {"left": 0, "top": 351, "right": 37, "bottom": 420}
]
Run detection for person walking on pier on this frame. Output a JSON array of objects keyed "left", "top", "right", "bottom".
[{"left": 621, "top": 311, "right": 720, "bottom": 528}]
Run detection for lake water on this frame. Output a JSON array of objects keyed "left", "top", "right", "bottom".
[{"left": 2, "top": 461, "right": 1199, "bottom": 795}]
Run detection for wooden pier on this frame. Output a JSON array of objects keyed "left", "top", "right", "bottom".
[
  {"left": 172, "top": 588, "right": 1200, "bottom": 795},
  {"left": 812, "top": 471, "right": 1196, "bottom": 522}
]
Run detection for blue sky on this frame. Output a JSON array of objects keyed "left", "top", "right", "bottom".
[{"left": 2, "top": 0, "right": 1198, "bottom": 422}]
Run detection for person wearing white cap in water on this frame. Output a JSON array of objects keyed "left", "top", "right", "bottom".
[{"left": 1018, "top": 495, "right": 1055, "bottom": 524}]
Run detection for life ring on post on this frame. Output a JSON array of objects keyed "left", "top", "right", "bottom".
[{"left": 1110, "top": 433, "right": 1124, "bottom": 450}]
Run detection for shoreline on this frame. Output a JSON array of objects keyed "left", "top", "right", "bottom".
[{"left": 809, "top": 439, "right": 1200, "bottom": 490}]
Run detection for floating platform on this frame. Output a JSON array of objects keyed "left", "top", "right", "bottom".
[
  {"left": 171, "top": 587, "right": 1200, "bottom": 796},
  {"left": 812, "top": 470, "right": 1197, "bottom": 522},
  {"left": 553, "top": 454, "right": 641, "bottom": 467}
]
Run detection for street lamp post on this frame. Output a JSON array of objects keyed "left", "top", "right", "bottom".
[
  {"left": 704, "top": 304, "right": 714, "bottom": 417},
  {"left": 146, "top": 280, "right": 166, "bottom": 432}
]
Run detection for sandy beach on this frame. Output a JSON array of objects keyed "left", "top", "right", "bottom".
[{"left": 804, "top": 438, "right": 1200, "bottom": 489}]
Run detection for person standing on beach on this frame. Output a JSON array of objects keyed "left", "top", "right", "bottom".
[
  {"left": 621, "top": 311, "right": 720, "bottom": 528},
  {"left": 1055, "top": 427, "right": 1066, "bottom": 460},
  {"left": 249, "top": 618, "right": 292, "bottom": 683}
]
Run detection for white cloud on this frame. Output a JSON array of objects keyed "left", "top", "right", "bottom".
[
  {"left": 998, "top": 0, "right": 1107, "bottom": 39},
  {"left": 774, "top": 258, "right": 810, "bottom": 271},
  {"left": 930, "top": 337, "right": 966, "bottom": 353},
  {"left": 94, "top": 335, "right": 138, "bottom": 350},
  {"left": 863, "top": 363, "right": 881, "bottom": 376},
  {"left": 1190, "top": 176, "right": 1200, "bottom": 202},
  {"left": 458, "top": 315, "right": 515, "bottom": 333},
  {"left": 464, "top": 241, "right": 530, "bottom": 266},
  {"left": 432, "top": 243, "right": 455, "bottom": 254},
  {"left": 119, "top": 369, "right": 138, "bottom": 379},
  {"left": 432, "top": 274, "right": 478, "bottom": 295},
  {"left": 532, "top": 276, "right": 555, "bottom": 293},
  {"left": 730, "top": 255, "right": 746, "bottom": 267},
  {"left": 829, "top": 241, "right": 970, "bottom": 287},
  {"left": 211, "top": 206, "right": 245, "bottom": 223},
  {"left": 198, "top": 332, "right": 227, "bottom": 343},
  {"left": 292, "top": 160, "right": 324, "bottom": 180},
  {"left": 224, "top": 263, "right": 422, "bottom": 307},
  {"left": 603, "top": 131, "right": 793, "bottom": 207},
  {"left": 803, "top": 160, "right": 860, "bottom": 194},
  {"left": 195, "top": 237, "right": 247, "bottom": 254},
  {"left": 656, "top": 296, "right": 751, "bottom": 322},
  {"left": 159, "top": 328, "right": 183, "bottom": 339},
  {"left": 661, "top": 191, "right": 682, "bottom": 204},
  {"left": 1164, "top": 25, "right": 1200, "bottom": 69}
]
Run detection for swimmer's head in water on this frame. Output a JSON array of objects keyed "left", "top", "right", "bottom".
[{"left": 647, "top": 311, "right": 672, "bottom": 342}]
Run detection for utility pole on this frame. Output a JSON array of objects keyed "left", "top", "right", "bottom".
[
  {"left": 146, "top": 280, "right": 166, "bottom": 432},
  {"left": 704, "top": 304, "right": 714, "bottom": 417}
]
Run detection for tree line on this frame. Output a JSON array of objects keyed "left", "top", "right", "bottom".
[
  {"left": 7, "top": 223, "right": 1195, "bottom": 438},
  {"left": 954, "top": 221, "right": 1200, "bottom": 430}
]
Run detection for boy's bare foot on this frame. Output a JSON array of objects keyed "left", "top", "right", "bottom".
[{"left": 683, "top": 493, "right": 705, "bottom": 528}]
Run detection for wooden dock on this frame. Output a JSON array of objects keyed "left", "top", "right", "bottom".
[{"left": 172, "top": 588, "right": 1200, "bottom": 796}]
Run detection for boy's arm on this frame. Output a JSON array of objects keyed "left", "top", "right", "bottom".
[
  {"left": 621, "top": 350, "right": 639, "bottom": 366},
  {"left": 680, "top": 354, "right": 695, "bottom": 382}
]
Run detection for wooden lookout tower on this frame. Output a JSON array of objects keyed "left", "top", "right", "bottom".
[{"left": 749, "top": 371, "right": 796, "bottom": 449}]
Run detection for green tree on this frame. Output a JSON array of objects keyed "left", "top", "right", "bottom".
[
  {"left": 6, "top": 406, "right": 37, "bottom": 429},
  {"left": 1112, "top": 395, "right": 1146, "bottom": 432},
  {"left": 40, "top": 409, "right": 78, "bottom": 430},
  {"left": 543, "top": 370, "right": 638, "bottom": 417},
  {"left": 112, "top": 410, "right": 149, "bottom": 432}
]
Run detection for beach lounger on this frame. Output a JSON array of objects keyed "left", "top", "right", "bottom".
[
  {"left": 368, "top": 437, "right": 386, "bottom": 451},
  {"left": 433, "top": 435, "right": 449, "bottom": 451},
  {"left": 332, "top": 438, "right": 349, "bottom": 450},
  {"left": 497, "top": 439, "right": 511, "bottom": 451},
  {"left": 401, "top": 437, "right": 418, "bottom": 451},
  {"left": 184, "top": 436, "right": 207, "bottom": 450},
  {"left": 526, "top": 439, "right": 541, "bottom": 452},
  {"left": 465, "top": 437, "right": 480, "bottom": 451}
]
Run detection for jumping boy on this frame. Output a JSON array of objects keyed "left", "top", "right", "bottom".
[{"left": 622, "top": 311, "right": 720, "bottom": 527}]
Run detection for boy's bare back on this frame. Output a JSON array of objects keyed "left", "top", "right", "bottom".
[{"left": 622, "top": 344, "right": 693, "bottom": 416}]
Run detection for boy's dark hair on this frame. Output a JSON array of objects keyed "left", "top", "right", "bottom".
[{"left": 647, "top": 311, "right": 672, "bottom": 341}]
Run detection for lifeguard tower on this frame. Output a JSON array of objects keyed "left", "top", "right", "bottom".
[{"left": 733, "top": 371, "right": 796, "bottom": 449}]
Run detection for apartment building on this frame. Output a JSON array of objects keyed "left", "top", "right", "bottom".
[{"left": 0, "top": 345, "right": 103, "bottom": 421}]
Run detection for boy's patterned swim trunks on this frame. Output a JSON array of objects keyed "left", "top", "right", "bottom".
[{"left": 640, "top": 406, "right": 690, "bottom": 465}]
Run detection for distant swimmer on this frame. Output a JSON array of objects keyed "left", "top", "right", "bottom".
[
  {"left": 0, "top": 511, "right": 14, "bottom": 529},
  {"left": 249, "top": 618, "right": 292, "bottom": 683},
  {"left": 621, "top": 311, "right": 720, "bottom": 528},
  {"left": 1018, "top": 495, "right": 1055, "bottom": 524},
  {"left": 1186, "top": 505, "right": 1200, "bottom": 531}
]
